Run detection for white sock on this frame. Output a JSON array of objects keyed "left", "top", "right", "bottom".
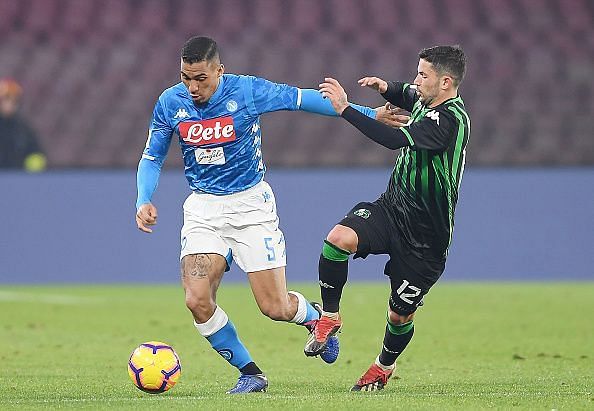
[
  {"left": 322, "top": 310, "right": 340, "bottom": 320},
  {"left": 375, "top": 355, "right": 395, "bottom": 370},
  {"left": 194, "top": 306, "right": 228, "bottom": 337},
  {"left": 288, "top": 291, "right": 308, "bottom": 323}
]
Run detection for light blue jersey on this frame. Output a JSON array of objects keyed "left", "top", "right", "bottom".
[
  {"left": 144, "top": 74, "right": 299, "bottom": 195},
  {"left": 136, "top": 74, "right": 376, "bottom": 208}
]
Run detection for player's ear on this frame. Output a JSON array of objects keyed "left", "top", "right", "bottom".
[
  {"left": 441, "top": 75, "right": 452, "bottom": 90},
  {"left": 218, "top": 64, "right": 225, "bottom": 77}
]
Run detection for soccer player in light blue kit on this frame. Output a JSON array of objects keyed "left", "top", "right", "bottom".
[{"left": 135, "top": 36, "right": 395, "bottom": 394}]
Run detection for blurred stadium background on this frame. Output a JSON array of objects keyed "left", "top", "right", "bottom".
[
  {"left": 0, "top": 0, "right": 593, "bottom": 284},
  {"left": 1, "top": 3, "right": 593, "bottom": 407},
  {"left": 1, "top": 0, "right": 593, "bottom": 167}
]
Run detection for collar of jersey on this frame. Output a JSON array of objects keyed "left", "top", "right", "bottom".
[
  {"left": 191, "top": 75, "right": 225, "bottom": 108},
  {"left": 432, "top": 94, "right": 462, "bottom": 108}
]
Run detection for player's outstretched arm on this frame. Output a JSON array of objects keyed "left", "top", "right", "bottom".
[
  {"left": 360, "top": 76, "right": 417, "bottom": 112},
  {"left": 298, "top": 88, "right": 376, "bottom": 118},
  {"left": 320, "top": 77, "right": 413, "bottom": 150},
  {"left": 358, "top": 76, "right": 388, "bottom": 93}
]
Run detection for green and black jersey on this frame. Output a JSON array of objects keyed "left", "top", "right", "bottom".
[
  {"left": 379, "top": 81, "right": 470, "bottom": 261},
  {"left": 341, "top": 81, "right": 470, "bottom": 261}
]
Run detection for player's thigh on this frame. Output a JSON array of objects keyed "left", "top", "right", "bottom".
[
  {"left": 223, "top": 182, "right": 286, "bottom": 273},
  {"left": 181, "top": 253, "right": 227, "bottom": 288},
  {"left": 386, "top": 249, "right": 445, "bottom": 316},
  {"left": 181, "top": 253, "right": 227, "bottom": 317},
  {"left": 337, "top": 201, "right": 393, "bottom": 258}
]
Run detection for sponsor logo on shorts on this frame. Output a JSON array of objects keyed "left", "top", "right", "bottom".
[
  {"left": 179, "top": 117, "right": 236, "bottom": 146},
  {"left": 353, "top": 208, "right": 371, "bottom": 219},
  {"left": 319, "top": 280, "right": 335, "bottom": 289}
]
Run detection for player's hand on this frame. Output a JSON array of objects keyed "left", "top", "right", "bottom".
[
  {"left": 319, "top": 77, "right": 349, "bottom": 115},
  {"left": 136, "top": 203, "right": 158, "bottom": 233},
  {"left": 358, "top": 76, "right": 388, "bottom": 94},
  {"left": 375, "top": 103, "right": 410, "bottom": 128}
]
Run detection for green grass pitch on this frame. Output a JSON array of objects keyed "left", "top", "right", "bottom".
[{"left": 0, "top": 282, "right": 592, "bottom": 410}]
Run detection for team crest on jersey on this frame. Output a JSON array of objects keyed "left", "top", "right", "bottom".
[
  {"left": 353, "top": 208, "right": 371, "bottom": 219},
  {"left": 425, "top": 110, "right": 440, "bottom": 125},
  {"left": 226, "top": 100, "right": 238, "bottom": 112},
  {"left": 173, "top": 108, "right": 190, "bottom": 119},
  {"left": 179, "top": 117, "right": 237, "bottom": 146}
]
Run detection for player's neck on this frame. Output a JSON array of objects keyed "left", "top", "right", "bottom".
[{"left": 428, "top": 89, "right": 458, "bottom": 108}]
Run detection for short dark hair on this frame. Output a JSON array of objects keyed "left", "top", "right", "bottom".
[
  {"left": 181, "top": 36, "right": 220, "bottom": 64},
  {"left": 419, "top": 45, "right": 466, "bottom": 87}
]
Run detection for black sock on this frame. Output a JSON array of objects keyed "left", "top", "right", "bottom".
[
  {"left": 318, "top": 240, "right": 350, "bottom": 313},
  {"left": 378, "top": 321, "right": 414, "bottom": 367},
  {"left": 239, "top": 362, "right": 262, "bottom": 375}
]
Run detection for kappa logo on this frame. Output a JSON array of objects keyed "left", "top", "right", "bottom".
[
  {"left": 353, "top": 208, "right": 371, "bottom": 219},
  {"left": 319, "top": 280, "right": 335, "bottom": 289},
  {"left": 173, "top": 108, "right": 190, "bottom": 119},
  {"left": 425, "top": 110, "right": 440, "bottom": 125}
]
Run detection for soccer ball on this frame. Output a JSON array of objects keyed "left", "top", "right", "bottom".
[{"left": 127, "top": 341, "right": 181, "bottom": 394}]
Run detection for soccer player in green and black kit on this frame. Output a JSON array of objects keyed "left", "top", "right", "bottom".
[{"left": 304, "top": 46, "right": 469, "bottom": 391}]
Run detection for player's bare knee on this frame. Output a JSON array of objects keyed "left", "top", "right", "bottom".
[
  {"left": 326, "top": 225, "right": 358, "bottom": 253},
  {"left": 387, "top": 308, "right": 415, "bottom": 325},
  {"left": 184, "top": 292, "right": 215, "bottom": 322}
]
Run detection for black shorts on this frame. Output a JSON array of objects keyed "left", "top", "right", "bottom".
[{"left": 339, "top": 201, "right": 446, "bottom": 315}]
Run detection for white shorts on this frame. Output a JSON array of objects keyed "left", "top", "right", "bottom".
[{"left": 180, "top": 180, "right": 286, "bottom": 273}]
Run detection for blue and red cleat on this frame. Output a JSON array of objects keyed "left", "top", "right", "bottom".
[
  {"left": 226, "top": 374, "right": 268, "bottom": 394},
  {"left": 304, "top": 302, "right": 340, "bottom": 364}
]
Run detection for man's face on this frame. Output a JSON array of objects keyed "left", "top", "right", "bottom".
[
  {"left": 413, "top": 59, "right": 442, "bottom": 106},
  {"left": 180, "top": 59, "right": 224, "bottom": 104},
  {"left": 0, "top": 93, "right": 19, "bottom": 117}
]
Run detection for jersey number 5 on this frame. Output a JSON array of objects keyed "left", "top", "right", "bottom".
[{"left": 264, "top": 237, "right": 276, "bottom": 262}]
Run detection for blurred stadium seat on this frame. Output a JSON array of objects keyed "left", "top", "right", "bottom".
[{"left": 1, "top": 0, "right": 592, "bottom": 167}]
